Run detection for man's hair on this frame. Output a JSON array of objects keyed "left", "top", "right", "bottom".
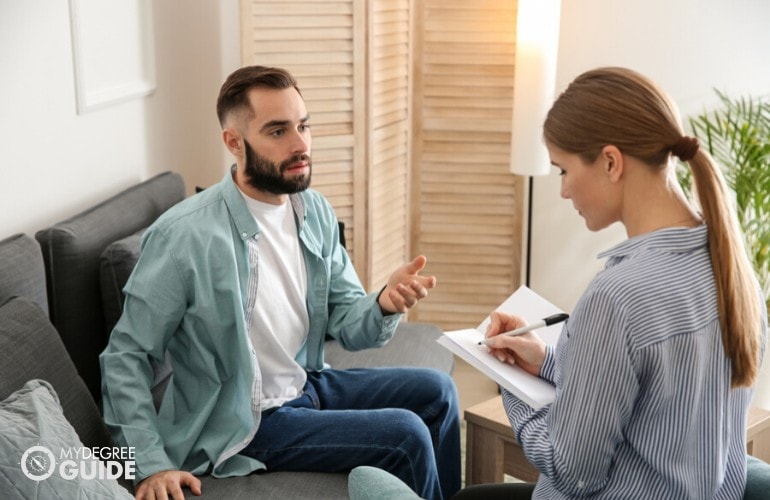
[{"left": 216, "top": 66, "right": 301, "bottom": 127}]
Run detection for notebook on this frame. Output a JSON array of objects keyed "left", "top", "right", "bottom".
[{"left": 437, "top": 286, "right": 566, "bottom": 409}]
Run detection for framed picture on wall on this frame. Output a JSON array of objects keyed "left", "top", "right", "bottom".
[{"left": 68, "top": 0, "right": 156, "bottom": 114}]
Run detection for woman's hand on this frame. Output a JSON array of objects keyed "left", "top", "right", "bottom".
[{"left": 484, "top": 311, "right": 547, "bottom": 376}]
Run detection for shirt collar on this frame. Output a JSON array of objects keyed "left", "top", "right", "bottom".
[
  {"left": 598, "top": 224, "right": 708, "bottom": 261},
  {"left": 222, "top": 165, "right": 307, "bottom": 240}
]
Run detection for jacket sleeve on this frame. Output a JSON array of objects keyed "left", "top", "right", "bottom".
[
  {"left": 99, "top": 227, "right": 187, "bottom": 482},
  {"left": 314, "top": 197, "right": 401, "bottom": 350}
]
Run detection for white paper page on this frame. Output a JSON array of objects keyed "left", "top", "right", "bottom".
[
  {"left": 438, "top": 286, "right": 567, "bottom": 409},
  {"left": 477, "top": 285, "right": 564, "bottom": 345}
]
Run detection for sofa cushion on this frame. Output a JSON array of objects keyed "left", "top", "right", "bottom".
[
  {"left": 35, "top": 171, "right": 185, "bottom": 400},
  {"left": 100, "top": 229, "right": 145, "bottom": 335},
  {"left": 0, "top": 296, "right": 112, "bottom": 450},
  {"left": 324, "top": 321, "right": 454, "bottom": 373},
  {"left": 0, "top": 233, "right": 48, "bottom": 314},
  {"left": 0, "top": 379, "right": 133, "bottom": 498}
]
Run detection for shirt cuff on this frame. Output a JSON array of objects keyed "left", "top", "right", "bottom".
[{"left": 539, "top": 344, "right": 557, "bottom": 383}]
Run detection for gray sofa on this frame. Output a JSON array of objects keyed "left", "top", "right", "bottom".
[{"left": 0, "top": 172, "right": 453, "bottom": 499}]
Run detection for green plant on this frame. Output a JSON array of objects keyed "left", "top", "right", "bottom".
[{"left": 677, "top": 90, "right": 770, "bottom": 309}]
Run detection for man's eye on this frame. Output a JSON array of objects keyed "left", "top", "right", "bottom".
[
  {"left": 271, "top": 129, "right": 284, "bottom": 137},
  {"left": 299, "top": 124, "right": 311, "bottom": 132},
  {"left": 558, "top": 168, "right": 566, "bottom": 176}
]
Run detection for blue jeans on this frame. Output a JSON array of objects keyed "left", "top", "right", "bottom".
[{"left": 239, "top": 367, "right": 461, "bottom": 500}]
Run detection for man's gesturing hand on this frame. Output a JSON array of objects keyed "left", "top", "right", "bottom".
[{"left": 378, "top": 255, "right": 437, "bottom": 314}]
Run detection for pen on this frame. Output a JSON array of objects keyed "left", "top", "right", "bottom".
[{"left": 478, "top": 313, "right": 569, "bottom": 346}]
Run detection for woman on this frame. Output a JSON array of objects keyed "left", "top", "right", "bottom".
[{"left": 455, "top": 67, "right": 767, "bottom": 499}]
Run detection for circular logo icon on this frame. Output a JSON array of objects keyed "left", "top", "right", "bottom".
[{"left": 20, "top": 445, "right": 56, "bottom": 481}]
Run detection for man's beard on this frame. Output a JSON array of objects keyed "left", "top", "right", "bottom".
[{"left": 243, "top": 140, "right": 312, "bottom": 195}]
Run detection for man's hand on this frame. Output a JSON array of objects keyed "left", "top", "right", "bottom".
[
  {"left": 134, "top": 470, "right": 201, "bottom": 500},
  {"left": 484, "top": 311, "right": 547, "bottom": 376},
  {"left": 378, "top": 255, "right": 437, "bottom": 314}
]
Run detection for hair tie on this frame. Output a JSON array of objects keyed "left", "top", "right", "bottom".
[{"left": 671, "top": 136, "right": 700, "bottom": 162}]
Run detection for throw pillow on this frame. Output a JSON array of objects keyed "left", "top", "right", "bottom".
[
  {"left": 100, "top": 228, "right": 145, "bottom": 335},
  {"left": 0, "top": 296, "right": 112, "bottom": 450},
  {"left": 744, "top": 455, "right": 770, "bottom": 500},
  {"left": 0, "top": 379, "right": 133, "bottom": 498},
  {"left": 348, "top": 465, "right": 423, "bottom": 500}
]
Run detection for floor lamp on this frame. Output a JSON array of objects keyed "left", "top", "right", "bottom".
[{"left": 510, "top": 0, "right": 561, "bottom": 287}]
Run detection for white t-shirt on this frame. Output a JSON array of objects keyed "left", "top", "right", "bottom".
[{"left": 241, "top": 193, "right": 309, "bottom": 411}]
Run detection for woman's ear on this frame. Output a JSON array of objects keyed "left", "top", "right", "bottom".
[{"left": 601, "top": 145, "right": 624, "bottom": 182}]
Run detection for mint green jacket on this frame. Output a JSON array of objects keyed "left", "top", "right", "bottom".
[{"left": 100, "top": 170, "right": 400, "bottom": 482}]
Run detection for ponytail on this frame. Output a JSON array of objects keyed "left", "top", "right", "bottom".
[{"left": 684, "top": 147, "right": 762, "bottom": 387}]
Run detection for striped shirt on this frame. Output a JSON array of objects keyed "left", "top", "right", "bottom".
[{"left": 503, "top": 224, "right": 768, "bottom": 499}]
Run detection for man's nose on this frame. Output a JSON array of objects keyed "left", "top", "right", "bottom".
[{"left": 291, "top": 129, "right": 310, "bottom": 154}]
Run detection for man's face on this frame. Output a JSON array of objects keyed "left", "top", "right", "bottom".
[
  {"left": 243, "top": 139, "right": 311, "bottom": 195},
  {"left": 232, "top": 86, "right": 312, "bottom": 200}
]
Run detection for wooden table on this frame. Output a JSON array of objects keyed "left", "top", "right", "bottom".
[
  {"left": 464, "top": 396, "right": 538, "bottom": 485},
  {"left": 464, "top": 395, "right": 770, "bottom": 486}
]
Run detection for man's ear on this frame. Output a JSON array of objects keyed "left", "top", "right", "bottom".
[
  {"left": 601, "top": 145, "right": 624, "bottom": 182},
  {"left": 222, "top": 128, "right": 243, "bottom": 156}
]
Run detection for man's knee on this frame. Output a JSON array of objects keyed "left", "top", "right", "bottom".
[
  {"left": 378, "top": 408, "right": 434, "bottom": 450},
  {"left": 412, "top": 369, "right": 458, "bottom": 398}
]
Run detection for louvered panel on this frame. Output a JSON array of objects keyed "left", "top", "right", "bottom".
[
  {"left": 424, "top": 52, "right": 515, "bottom": 66},
  {"left": 251, "top": 16, "right": 352, "bottom": 28},
  {"left": 422, "top": 130, "right": 512, "bottom": 146},
  {"left": 251, "top": 1, "right": 353, "bottom": 14},
  {"left": 368, "top": 0, "right": 411, "bottom": 289},
  {"left": 424, "top": 29, "right": 512, "bottom": 44},
  {"left": 287, "top": 74, "right": 354, "bottom": 90},
  {"left": 369, "top": 0, "right": 411, "bottom": 294},
  {"left": 373, "top": 122, "right": 409, "bottom": 152},
  {"left": 425, "top": 0, "right": 509, "bottom": 9},
  {"left": 311, "top": 172, "right": 352, "bottom": 188},
  {"left": 255, "top": 40, "right": 354, "bottom": 54},
  {"left": 369, "top": 156, "right": 408, "bottom": 286},
  {"left": 250, "top": 27, "right": 353, "bottom": 41},
  {"left": 255, "top": 52, "right": 353, "bottom": 66},
  {"left": 241, "top": 0, "right": 365, "bottom": 277},
  {"left": 412, "top": 0, "right": 524, "bottom": 330}
]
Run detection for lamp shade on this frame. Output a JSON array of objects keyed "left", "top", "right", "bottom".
[{"left": 510, "top": 0, "right": 561, "bottom": 176}]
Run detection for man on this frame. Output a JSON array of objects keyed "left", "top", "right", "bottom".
[{"left": 100, "top": 66, "right": 461, "bottom": 500}]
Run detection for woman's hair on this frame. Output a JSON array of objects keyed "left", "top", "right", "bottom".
[
  {"left": 544, "top": 67, "right": 761, "bottom": 388},
  {"left": 216, "top": 66, "right": 301, "bottom": 127}
]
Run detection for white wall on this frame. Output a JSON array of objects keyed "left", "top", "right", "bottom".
[
  {"left": 0, "top": 0, "right": 240, "bottom": 237},
  {"left": 529, "top": 0, "right": 770, "bottom": 407}
]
